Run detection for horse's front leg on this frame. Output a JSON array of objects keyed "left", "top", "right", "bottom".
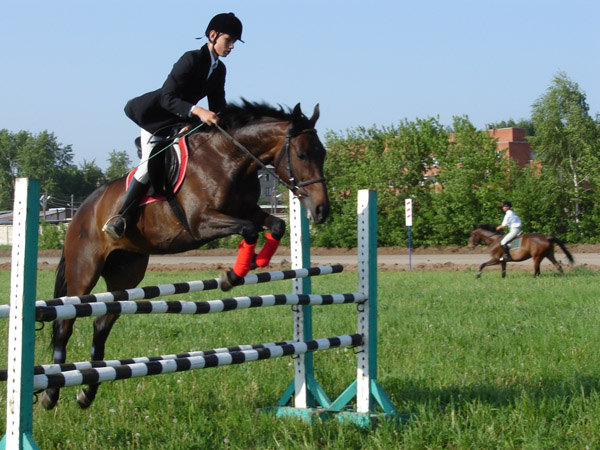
[
  {"left": 195, "top": 210, "right": 262, "bottom": 291},
  {"left": 249, "top": 209, "right": 286, "bottom": 269},
  {"left": 476, "top": 262, "right": 486, "bottom": 279},
  {"left": 476, "top": 258, "right": 501, "bottom": 279},
  {"left": 501, "top": 261, "right": 507, "bottom": 278}
]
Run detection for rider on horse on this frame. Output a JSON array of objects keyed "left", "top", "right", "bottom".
[
  {"left": 103, "top": 12, "right": 244, "bottom": 239},
  {"left": 496, "top": 200, "right": 522, "bottom": 262}
]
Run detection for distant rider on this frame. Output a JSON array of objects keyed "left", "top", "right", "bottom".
[{"left": 496, "top": 201, "right": 522, "bottom": 262}]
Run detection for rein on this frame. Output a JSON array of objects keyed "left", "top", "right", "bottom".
[{"left": 215, "top": 123, "right": 325, "bottom": 197}]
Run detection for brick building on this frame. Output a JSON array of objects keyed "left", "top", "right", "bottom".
[{"left": 487, "top": 127, "right": 533, "bottom": 167}]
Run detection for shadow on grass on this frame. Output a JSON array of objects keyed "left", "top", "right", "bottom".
[{"left": 384, "top": 372, "right": 600, "bottom": 409}]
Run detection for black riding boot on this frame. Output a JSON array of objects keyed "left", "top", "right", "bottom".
[
  {"left": 102, "top": 178, "right": 148, "bottom": 240},
  {"left": 500, "top": 244, "right": 511, "bottom": 262}
]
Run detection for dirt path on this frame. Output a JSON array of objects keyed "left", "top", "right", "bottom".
[{"left": 1, "top": 244, "right": 598, "bottom": 273}]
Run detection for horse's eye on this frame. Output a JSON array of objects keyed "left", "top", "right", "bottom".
[{"left": 296, "top": 152, "right": 307, "bottom": 160}]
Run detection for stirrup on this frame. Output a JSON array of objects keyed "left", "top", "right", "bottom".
[{"left": 102, "top": 215, "right": 126, "bottom": 240}]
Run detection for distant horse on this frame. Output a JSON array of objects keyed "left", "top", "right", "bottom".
[
  {"left": 41, "top": 101, "right": 330, "bottom": 410},
  {"left": 468, "top": 224, "right": 574, "bottom": 279}
]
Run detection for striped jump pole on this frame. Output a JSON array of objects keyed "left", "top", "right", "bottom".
[
  {"left": 32, "top": 334, "right": 362, "bottom": 391},
  {"left": 34, "top": 293, "right": 365, "bottom": 322},
  {"left": 0, "top": 265, "right": 344, "bottom": 318},
  {"left": 1, "top": 338, "right": 303, "bottom": 381}
]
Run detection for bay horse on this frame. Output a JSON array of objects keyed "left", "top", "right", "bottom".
[
  {"left": 468, "top": 224, "right": 574, "bottom": 279},
  {"left": 41, "top": 101, "right": 330, "bottom": 410}
]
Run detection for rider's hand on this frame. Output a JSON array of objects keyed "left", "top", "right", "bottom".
[{"left": 191, "top": 106, "right": 219, "bottom": 126}]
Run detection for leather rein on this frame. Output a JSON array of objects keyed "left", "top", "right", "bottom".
[{"left": 215, "top": 123, "right": 326, "bottom": 197}]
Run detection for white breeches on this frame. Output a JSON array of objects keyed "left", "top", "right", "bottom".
[
  {"left": 133, "top": 128, "right": 160, "bottom": 184},
  {"left": 501, "top": 227, "right": 521, "bottom": 246}
]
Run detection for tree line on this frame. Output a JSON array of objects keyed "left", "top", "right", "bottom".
[
  {"left": 0, "top": 130, "right": 132, "bottom": 211},
  {"left": 310, "top": 72, "right": 600, "bottom": 247},
  {"left": 2, "top": 72, "right": 598, "bottom": 247}
]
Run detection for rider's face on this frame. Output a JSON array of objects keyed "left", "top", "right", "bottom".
[{"left": 208, "top": 31, "right": 237, "bottom": 58}]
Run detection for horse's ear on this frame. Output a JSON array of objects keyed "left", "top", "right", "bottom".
[
  {"left": 292, "top": 103, "right": 303, "bottom": 122},
  {"left": 309, "top": 104, "right": 320, "bottom": 127}
]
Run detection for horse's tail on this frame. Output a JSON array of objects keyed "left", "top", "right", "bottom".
[
  {"left": 549, "top": 236, "right": 575, "bottom": 266},
  {"left": 54, "top": 249, "right": 67, "bottom": 298}
]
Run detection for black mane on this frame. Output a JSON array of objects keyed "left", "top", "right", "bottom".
[
  {"left": 192, "top": 99, "right": 314, "bottom": 135},
  {"left": 221, "top": 100, "right": 292, "bottom": 127},
  {"left": 475, "top": 223, "right": 501, "bottom": 234}
]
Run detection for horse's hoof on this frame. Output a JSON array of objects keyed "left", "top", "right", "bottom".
[
  {"left": 219, "top": 270, "right": 242, "bottom": 292},
  {"left": 41, "top": 390, "right": 58, "bottom": 410},
  {"left": 77, "top": 389, "right": 93, "bottom": 409}
]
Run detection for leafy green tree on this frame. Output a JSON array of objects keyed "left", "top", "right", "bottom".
[
  {"left": 59, "top": 160, "right": 106, "bottom": 203},
  {"left": 529, "top": 72, "right": 600, "bottom": 236},
  {"left": 423, "top": 116, "right": 512, "bottom": 245},
  {"left": 486, "top": 118, "right": 535, "bottom": 137},
  {"left": 105, "top": 150, "right": 133, "bottom": 181},
  {"left": 316, "top": 119, "right": 443, "bottom": 247},
  {"left": 0, "top": 130, "right": 20, "bottom": 209},
  {"left": 15, "top": 130, "right": 75, "bottom": 196},
  {"left": 510, "top": 165, "right": 570, "bottom": 237},
  {"left": 314, "top": 116, "right": 513, "bottom": 247}
]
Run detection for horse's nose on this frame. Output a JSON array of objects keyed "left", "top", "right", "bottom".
[{"left": 314, "top": 203, "right": 329, "bottom": 224}]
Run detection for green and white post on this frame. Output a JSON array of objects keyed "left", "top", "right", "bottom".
[
  {"left": 274, "top": 189, "right": 397, "bottom": 426},
  {"left": 274, "top": 191, "right": 332, "bottom": 416},
  {"left": 330, "top": 189, "right": 398, "bottom": 425},
  {"left": 1, "top": 178, "right": 40, "bottom": 450}
]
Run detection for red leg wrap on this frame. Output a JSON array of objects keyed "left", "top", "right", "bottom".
[
  {"left": 255, "top": 233, "right": 281, "bottom": 268},
  {"left": 232, "top": 240, "right": 257, "bottom": 277}
]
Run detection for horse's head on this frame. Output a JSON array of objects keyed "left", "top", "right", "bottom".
[
  {"left": 469, "top": 224, "right": 499, "bottom": 248},
  {"left": 468, "top": 226, "right": 482, "bottom": 248},
  {"left": 276, "top": 103, "right": 329, "bottom": 224}
]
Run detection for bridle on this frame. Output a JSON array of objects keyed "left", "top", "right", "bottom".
[
  {"left": 473, "top": 228, "right": 500, "bottom": 246},
  {"left": 273, "top": 128, "right": 326, "bottom": 192},
  {"left": 215, "top": 123, "right": 326, "bottom": 197}
]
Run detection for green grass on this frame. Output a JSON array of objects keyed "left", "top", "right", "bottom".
[{"left": 1, "top": 267, "right": 600, "bottom": 448}]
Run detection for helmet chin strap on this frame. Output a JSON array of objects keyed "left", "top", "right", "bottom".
[{"left": 207, "top": 32, "right": 222, "bottom": 46}]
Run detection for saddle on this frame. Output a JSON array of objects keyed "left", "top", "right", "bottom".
[
  {"left": 507, "top": 234, "right": 523, "bottom": 250},
  {"left": 127, "top": 133, "right": 189, "bottom": 205}
]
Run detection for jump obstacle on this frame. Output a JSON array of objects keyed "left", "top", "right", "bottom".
[{"left": 1, "top": 178, "right": 397, "bottom": 449}]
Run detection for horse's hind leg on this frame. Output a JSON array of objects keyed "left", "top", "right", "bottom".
[
  {"left": 546, "top": 254, "right": 564, "bottom": 276},
  {"left": 77, "top": 250, "right": 149, "bottom": 408},
  {"left": 41, "top": 248, "right": 105, "bottom": 410},
  {"left": 76, "top": 313, "right": 120, "bottom": 408},
  {"left": 40, "top": 318, "right": 76, "bottom": 409},
  {"left": 533, "top": 257, "right": 542, "bottom": 276}
]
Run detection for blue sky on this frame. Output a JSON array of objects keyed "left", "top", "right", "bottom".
[{"left": 1, "top": 1, "right": 599, "bottom": 169}]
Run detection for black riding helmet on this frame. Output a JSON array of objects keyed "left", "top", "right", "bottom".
[
  {"left": 205, "top": 12, "right": 244, "bottom": 42},
  {"left": 502, "top": 201, "right": 512, "bottom": 208}
]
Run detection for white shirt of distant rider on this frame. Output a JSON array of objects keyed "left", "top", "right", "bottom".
[{"left": 501, "top": 209, "right": 522, "bottom": 228}]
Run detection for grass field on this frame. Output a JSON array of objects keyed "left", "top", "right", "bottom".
[{"left": 1, "top": 266, "right": 600, "bottom": 449}]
